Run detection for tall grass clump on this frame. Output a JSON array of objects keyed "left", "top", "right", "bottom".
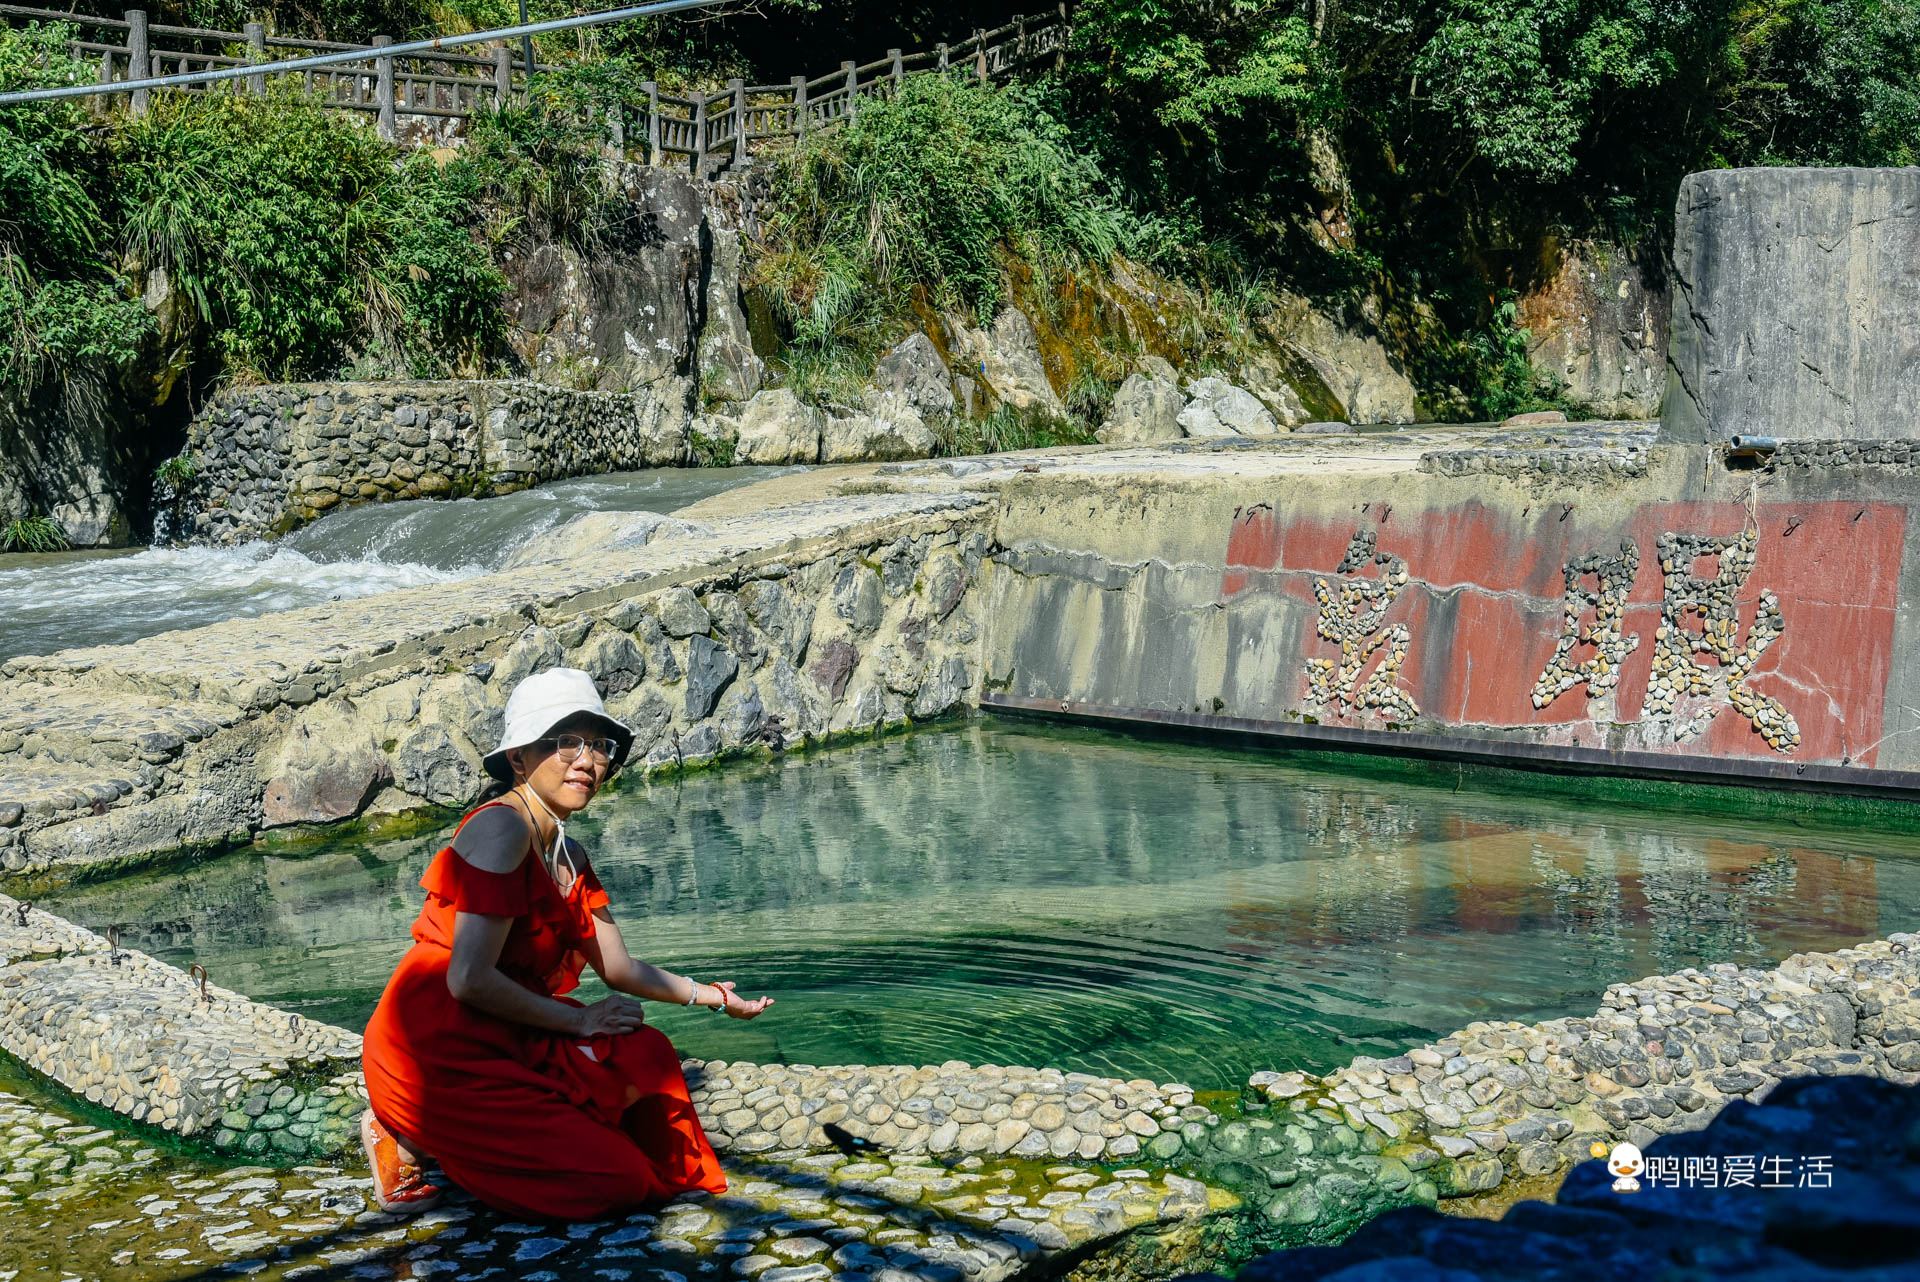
[
  {"left": 116, "top": 90, "right": 504, "bottom": 380},
  {"left": 0, "top": 23, "right": 152, "bottom": 394},
  {"left": 751, "top": 75, "right": 1141, "bottom": 357}
]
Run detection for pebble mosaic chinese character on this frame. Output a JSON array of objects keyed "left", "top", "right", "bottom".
[
  {"left": 1532, "top": 539, "right": 1642, "bottom": 709},
  {"left": 1305, "top": 529, "right": 1420, "bottom": 721},
  {"left": 1643, "top": 529, "right": 1801, "bottom": 753}
]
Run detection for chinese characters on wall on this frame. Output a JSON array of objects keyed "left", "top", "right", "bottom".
[
  {"left": 1305, "top": 530, "right": 1421, "bottom": 720},
  {"left": 1302, "top": 524, "right": 1799, "bottom": 754}
]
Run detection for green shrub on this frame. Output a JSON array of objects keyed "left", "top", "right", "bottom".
[
  {"left": 752, "top": 75, "right": 1141, "bottom": 350},
  {"left": 1461, "top": 290, "right": 1565, "bottom": 421},
  {"left": 930, "top": 406, "right": 1097, "bottom": 457},
  {"left": 115, "top": 90, "right": 504, "bottom": 380},
  {"left": 689, "top": 427, "right": 738, "bottom": 469},
  {"left": 153, "top": 454, "right": 198, "bottom": 487},
  {"left": 463, "top": 91, "right": 613, "bottom": 249},
  {"left": 0, "top": 515, "right": 69, "bottom": 553},
  {"left": 0, "top": 23, "right": 150, "bottom": 392}
]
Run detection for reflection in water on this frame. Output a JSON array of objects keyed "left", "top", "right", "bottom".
[
  {"left": 50, "top": 722, "right": 1920, "bottom": 1088},
  {"left": 0, "top": 465, "right": 798, "bottom": 661}
]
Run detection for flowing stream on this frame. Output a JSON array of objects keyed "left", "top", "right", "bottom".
[{"left": 0, "top": 466, "right": 799, "bottom": 662}]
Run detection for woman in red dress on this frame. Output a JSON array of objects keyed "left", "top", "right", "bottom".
[{"left": 360, "top": 667, "right": 772, "bottom": 1218}]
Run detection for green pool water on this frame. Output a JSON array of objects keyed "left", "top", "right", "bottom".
[{"left": 45, "top": 721, "right": 1920, "bottom": 1088}]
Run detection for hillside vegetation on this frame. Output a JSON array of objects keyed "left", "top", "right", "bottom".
[{"left": 3, "top": 0, "right": 1915, "bottom": 422}]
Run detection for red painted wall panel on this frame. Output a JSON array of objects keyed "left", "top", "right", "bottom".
[{"left": 1220, "top": 500, "right": 1907, "bottom": 766}]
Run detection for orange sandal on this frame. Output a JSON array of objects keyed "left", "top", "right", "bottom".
[{"left": 361, "top": 1110, "right": 443, "bottom": 1214}]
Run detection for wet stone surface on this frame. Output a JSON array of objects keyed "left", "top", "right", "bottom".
[
  {"left": 1202, "top": 1072, "right": 1920, "bottom": 1282},
  {"left": 0, "top": 1080, "right": 1236, "bottom": 1282},
  {"left": 689, "top": 1060, "right": 1204, "bottom": 1163},
  {"left": 0, "top": 894, "right": 364, "bottom": 1159},
  {"left": 1219, "top": 934, "right": 1920, "bottom": 1219}
]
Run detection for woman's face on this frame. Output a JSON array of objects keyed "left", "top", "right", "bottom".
[{"left": 510, "top": 715, "right": 614, "bottom": 818}]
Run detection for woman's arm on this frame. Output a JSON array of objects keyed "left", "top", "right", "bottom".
[
  {"left": 443, "top": 807, "right": 647, "bottom": 1038},
  {"left": 448, "top": 910, "right": 649, "bottom": 1037},
  {"left": 585, "top": 909, "right": 774, "bottom": 1019}
]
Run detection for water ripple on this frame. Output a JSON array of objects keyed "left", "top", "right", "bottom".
[{"left": 47, "top": 723, "right": 1920, "bottom": 1087}]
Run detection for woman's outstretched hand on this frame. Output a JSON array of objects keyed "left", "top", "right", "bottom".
[
  {"left": 575, "top": 994, "right": 649, "bottom": 1038},
  {"left": 713, "top": 981, "right": 774, "bottom": 1020}
]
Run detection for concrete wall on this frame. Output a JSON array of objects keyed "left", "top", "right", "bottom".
[
  {"left": 984, "top": 439, "right": 1920, "bottom": 785},
  {"left": 1662, "top": 167, "right": 1920, "bottom": 444},
  {"left": 175, "top": 378, "right": 692, "bottom": 543}
]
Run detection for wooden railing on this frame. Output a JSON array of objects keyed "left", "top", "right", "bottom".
[
  {"left": 2, "top": 3, "right": 1070, "bottom": 170},
  {"left": 1, "top": 3, "right": 548, "bottom": 131}
]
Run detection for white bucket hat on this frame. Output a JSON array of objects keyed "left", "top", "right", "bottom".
[{"left": 482, "top": 667, "right": 635, "bottom": 782}]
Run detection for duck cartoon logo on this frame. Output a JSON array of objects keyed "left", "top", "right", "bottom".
[{"left": 1607, "top": 1142, "right": 1645, "bottom": 1193}]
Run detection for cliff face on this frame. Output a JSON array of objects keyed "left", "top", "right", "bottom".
[
  {"left": 496, "top": 165, "right": 762, "bottom": 402},
  {"left": 0, "top": 373, "right": 180, "bottom": 549},
  {"left": 1518, "top": 238, "right": 1668, "bottom": 420},
  {"left": 1662, "top": 167, "right": 1920, "bottom": 443}
]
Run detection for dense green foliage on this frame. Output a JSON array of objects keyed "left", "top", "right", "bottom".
[
  {"left": 117, "top": 90, "right": 504, "bottom": 378},
  {"left": 751, "top": 74, "right": 1143, "bottom": 391},
  {"left": 7, "top": 0, "right": 1915, "bottom": 420},
  {"left": 0, "top": 24, "right": 152, "bottom": 393},
  {"left": 0, "top": 21, "right": 518, "bottom": 392},
  {"left": 0, "top": 514, "right": 69, "bottom": 553},
  {"left": 1048, "top": 0, "right": 1920, "bottom": 412}
]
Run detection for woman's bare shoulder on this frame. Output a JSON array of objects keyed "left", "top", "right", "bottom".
[{"left": 451, "top": 803, "right": 535, "bottom": 874}]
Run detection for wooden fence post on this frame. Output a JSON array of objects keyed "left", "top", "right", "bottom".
[
  {"left": 791, "top": 74, "right": 807, "bottom": 138},
  {"left": 244, "top": 22, "right": 265, "bottom": 94},
  {"left": 1016, "top": 18, "right": 1026, "bottom": 66},
  {"left": 842, "top": 60, "right": 857, "bottom": 121},
  {"left": 692, "top": 91, "right": 707, "bottom": 177},
  {"left": 126, "top": 9, "right": 149, "bottom": 115},
  {"left": 888, "top": 47, "right": 902, "bottom": 89},
  {"left": 937, "top": 41, "right": 949, "bottom": 72},
  {"left": 974, "top": 29, "right": 987, "bottom": 82},
  {"left": 605, "top": 99, "right": 624, "bottom": 160},
  {"left": 493, "top": 43, "right": 511, "bottom": 105},
  {"left": 374, "top": 36, "right": 395, "bottom": 140},
  {"left": 642, "top": 80, "right": 659, "bottom": 164},
  {"left": 1057, "top": 2, "right": 1068, "bottom": 71},
  {"left": 730, "top": 77, "right": 746, "bottom": 164}
]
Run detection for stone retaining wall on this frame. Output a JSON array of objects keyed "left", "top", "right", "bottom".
[
  {"left": 986, "top": 432, "right": 1920, "bottom": 780},
  {"left": 174, "top": 378, "right": 692, "bottom": 543},
  {"left": 0, "top": 893, "right": 364, "bottom": 1159},
  {"left": 0, "top": 492, "right": 995, "bottom": 874},
  {"left": 0, "top": 884, "right": 1225, "bottom": 1167}
]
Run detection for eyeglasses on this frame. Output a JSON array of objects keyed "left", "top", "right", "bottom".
[{"left": 547, "top": 733, "right": 620, "bottom": 765}]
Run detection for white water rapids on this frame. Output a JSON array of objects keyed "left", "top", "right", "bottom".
[{"left": 0, "top": 466, "right": 799, "bottom": 662}]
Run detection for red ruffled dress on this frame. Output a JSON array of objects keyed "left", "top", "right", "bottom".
[{"left": 362, "top": 803, "right": 727, "bottom": 1220}]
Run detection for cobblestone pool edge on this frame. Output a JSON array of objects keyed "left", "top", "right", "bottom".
[{"left": 6, "top": 885, "right": 1920, "bottom": 1238}]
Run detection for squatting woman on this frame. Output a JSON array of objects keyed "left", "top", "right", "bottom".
[{"left": 360, "top": 667, "right": 772, "bottom": 1218}]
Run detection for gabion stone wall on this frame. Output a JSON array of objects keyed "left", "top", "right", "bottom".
[{"left": 173, "top": 379, "right": 691, "bottom": 543}]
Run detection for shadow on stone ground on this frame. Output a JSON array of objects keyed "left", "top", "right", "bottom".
[{"left": 1178, "top": 1074, "right": 1920, "bottom": 1282}]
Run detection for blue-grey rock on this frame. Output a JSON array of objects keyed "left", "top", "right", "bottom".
[{"left": 685, "top": 636, "right": 739, "bottom": 719}]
